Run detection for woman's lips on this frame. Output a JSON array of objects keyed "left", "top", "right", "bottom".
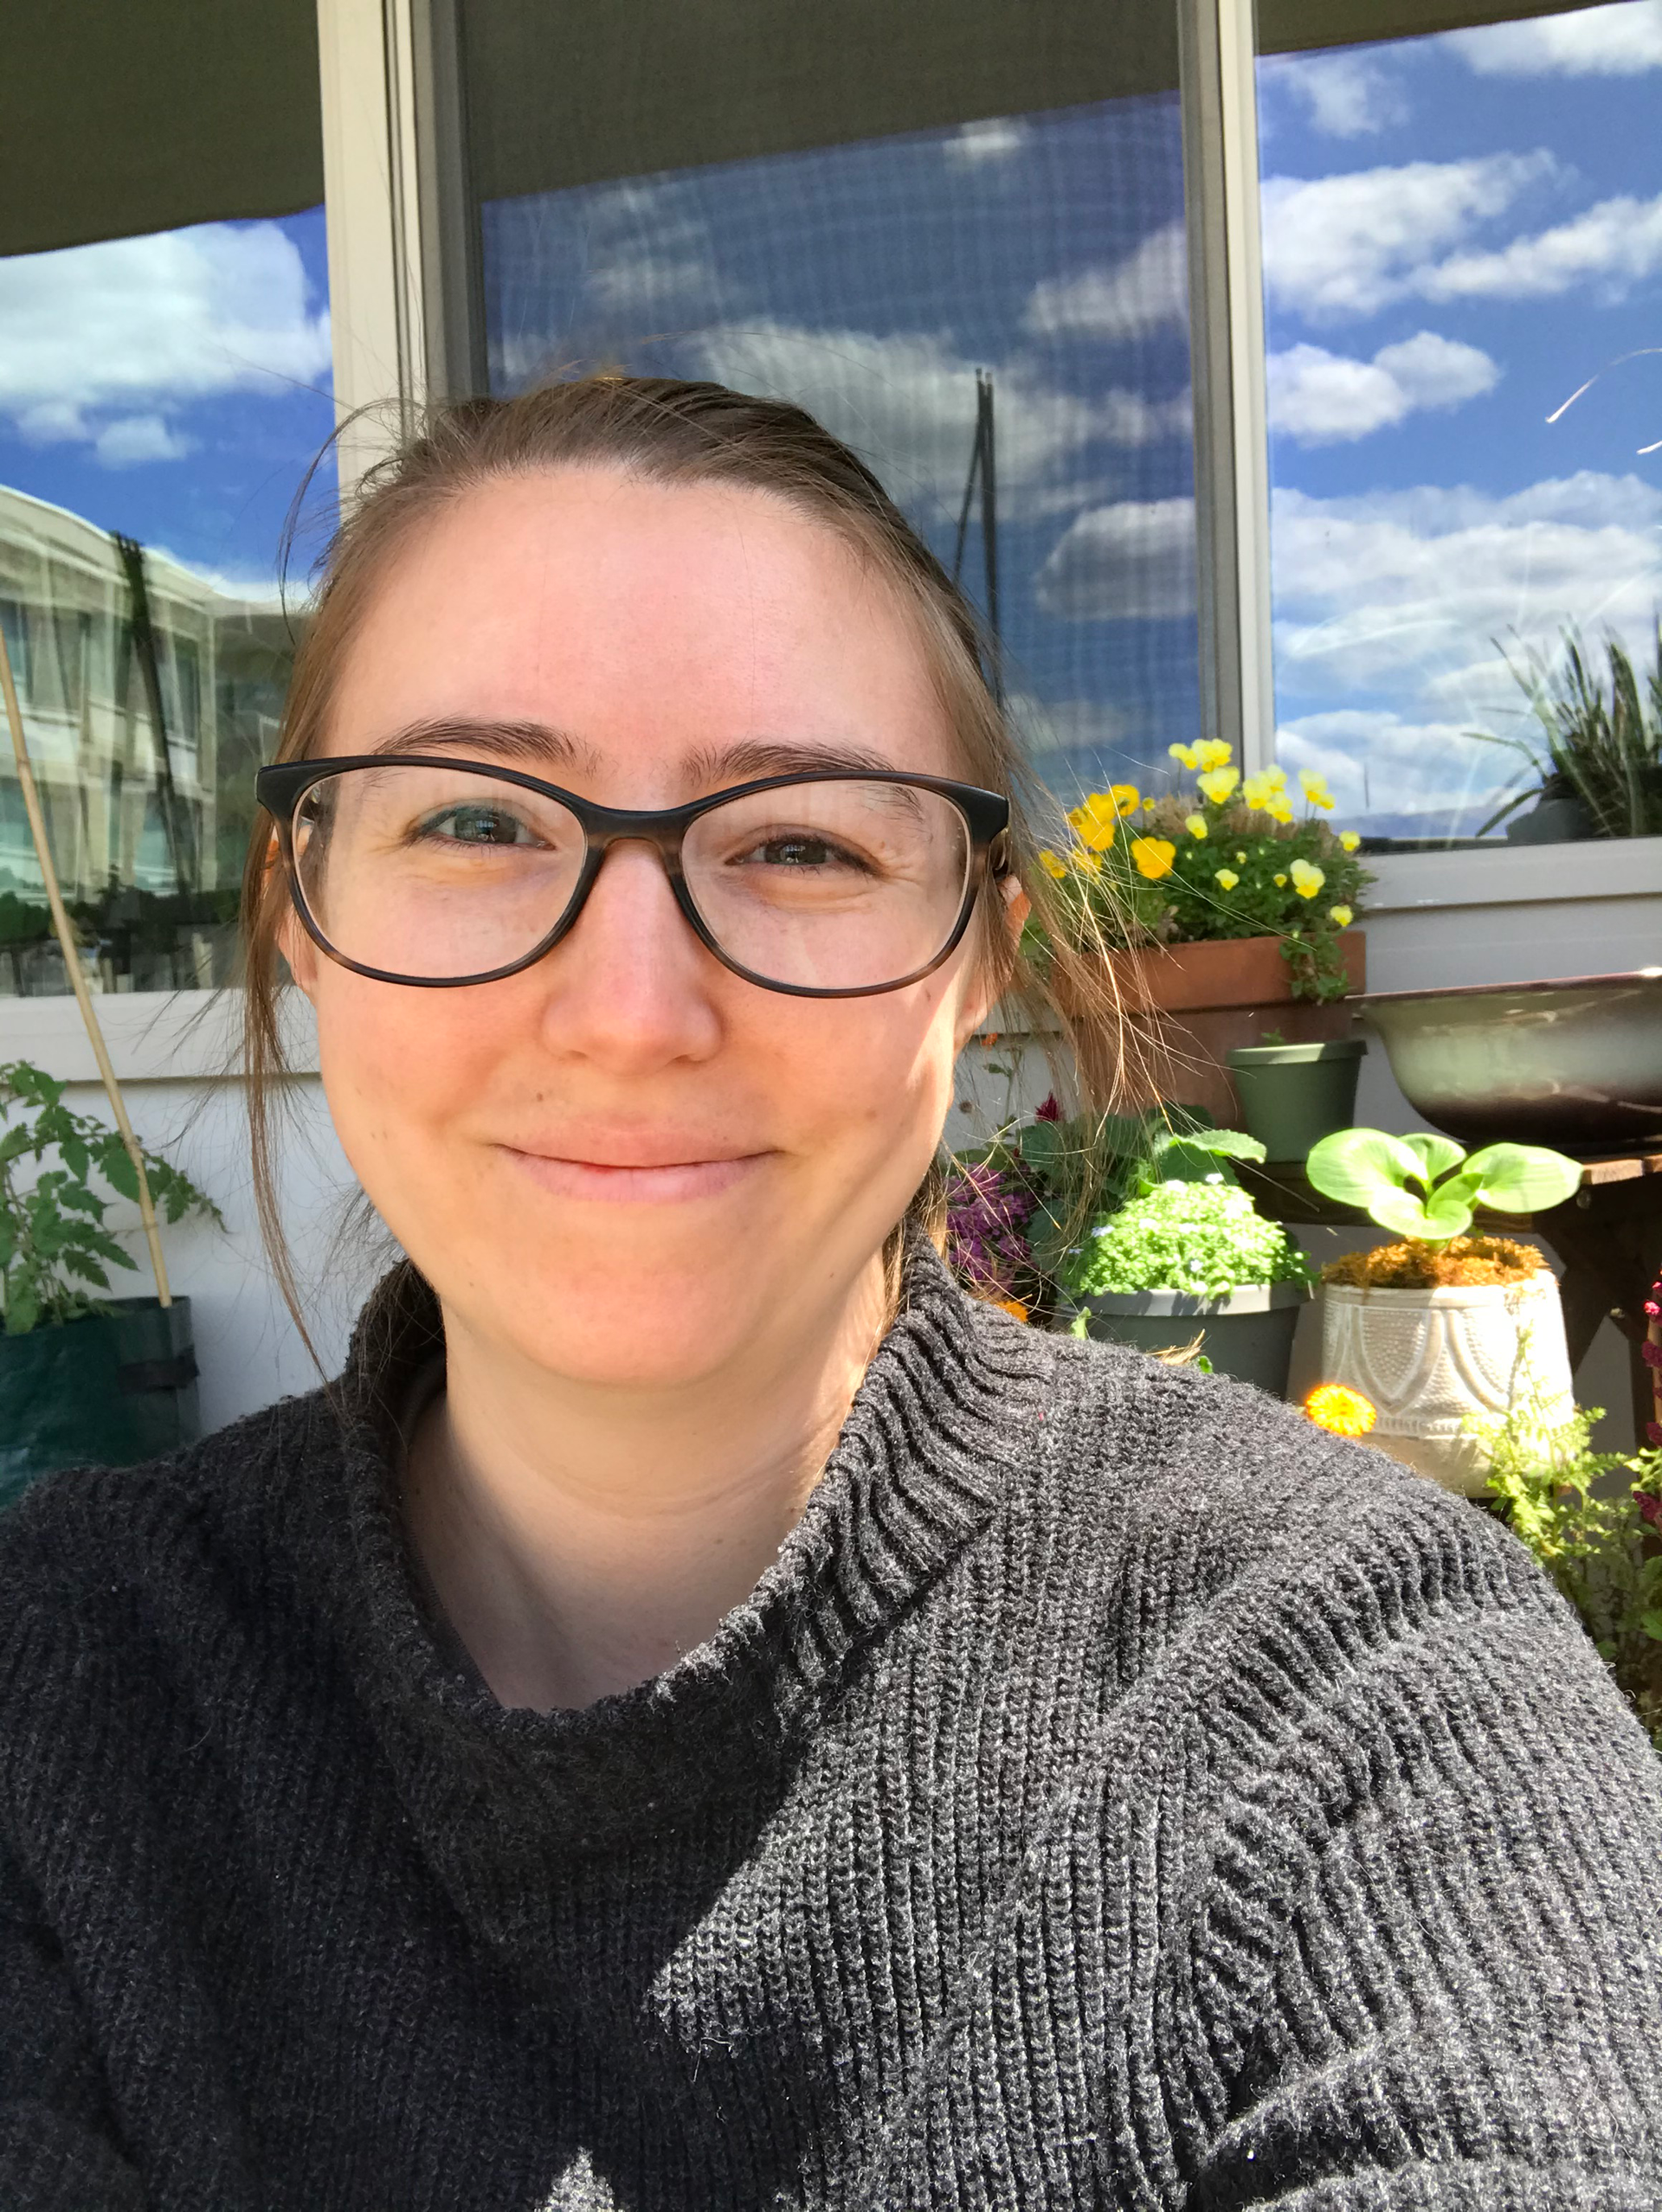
[{"left": 501, "top": 1148, "right": 768, "bottom": 1204}]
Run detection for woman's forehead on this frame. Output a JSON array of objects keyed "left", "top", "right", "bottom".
[{"left": 325, "top": 469, "right": 961, "bottom": 781}]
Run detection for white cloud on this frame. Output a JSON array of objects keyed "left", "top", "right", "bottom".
[
  {"left": 1265, "top": 50, "right": 1408, "bottom": 137},
  {"left": 1260, "top": 153, "right": 1553, "bottom": 319},
  {"left": 0, "top": 222, "right": 331, "bottom": 445},
  {"left": 1267, "top": 331, "right": 1498, "bottom": 444},
  {"left": 1034, "top": 498, "right": 1198, "bottom": 621},
  {"left": 1446, "top": 1, "right": 1662, "bottom": 75},
  {"left": 1023, "top": 222, "right": 1189, "bottom": 341},
  {"left": 1274, "top": 707, "right": 1505, "bottom": 820},
  {"left": 945, "top": 117, "right": 1031, "bottom": 165},
  {"left": 685, "top": 321, "right": 1187, "bottom": 518},
  {"left": 1420, "top": 189, "right": 1662, "bottom": 303},
  {"left": 92, "top": 415, "right": 196, "bottom": 467},
  {"left": 1009, "top": 694, "right": 1132, "bottom": 756},
  {"left": 1269, "top": 473, "right": 1662, "bottom": 717}
]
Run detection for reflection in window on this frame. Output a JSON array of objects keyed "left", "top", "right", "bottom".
[
  {"left": 467, "top": 0, "right": 1200, "bottom": 809},
  {"left": 1257, "top": 1, "right": 1662, "bottom": 851},
  {"left": 0, "top": 210, "right": 332, "bottom": 993}
]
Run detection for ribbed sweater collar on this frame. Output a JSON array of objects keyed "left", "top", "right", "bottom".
[{"left": 310, "top": 1229, "right": 1051, "bottom": 1941}]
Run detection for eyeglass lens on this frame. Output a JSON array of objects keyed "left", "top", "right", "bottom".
[{"left": 290, "top": 764, "right": 975, "bottom": 990}]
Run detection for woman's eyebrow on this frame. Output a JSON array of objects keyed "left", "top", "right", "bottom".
[
  {"left": 686, "top": 737, "right": 902, "bottom": 783},
  {"left": 370, "top": 717, "right": 602, "bottom": 773}
]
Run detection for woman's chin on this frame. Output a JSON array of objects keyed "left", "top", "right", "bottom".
[{"left": 471, "top": 1257, "right": 800, "bottom": 1391}]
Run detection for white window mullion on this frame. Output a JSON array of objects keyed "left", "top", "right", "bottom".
[{"left": 316, "top": 0, "right": 428, "bottom": 501}]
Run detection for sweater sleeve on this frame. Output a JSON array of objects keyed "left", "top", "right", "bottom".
[
  {"left": 0, "top": 1840, "right": 145, "bottom": 2211},
  {"left": 1189, "top": 1530, "right": 1662, "bottom": 2209}
]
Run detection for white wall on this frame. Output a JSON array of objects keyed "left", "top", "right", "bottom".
[{"left": 7, "top": 835, "right": 1658, "bottom": 1439}]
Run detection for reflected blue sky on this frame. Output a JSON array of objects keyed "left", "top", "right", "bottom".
[
  {"left": 0, "top": 205, "right": 334, "bottom": 596},
  {"left": 482, "top": 93, "right": 1201, "bottom": 810}
]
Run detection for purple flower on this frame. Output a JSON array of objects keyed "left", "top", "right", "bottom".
[
  {"left": 1637, "top": 1489, "right": 1662, "bottom": 1529},
  {"left": 1035, "top": 1095, "right": 1063, "bottom": 1122},
  {"left": 945, "top": 1161, "right": 1038, "bottom": 1297}
]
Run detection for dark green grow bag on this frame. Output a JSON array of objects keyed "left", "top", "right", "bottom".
[{"left": 0, "top": 1298, "right": 198, "bottom": 1513}]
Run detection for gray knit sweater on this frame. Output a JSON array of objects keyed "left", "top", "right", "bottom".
[{"left": 3, "top": 1235, "right": 1661, "bottom": 2210}]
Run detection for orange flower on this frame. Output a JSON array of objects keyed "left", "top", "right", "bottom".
[
  {"left": 1304, "top": 1383, "right": 1377, "bottom": 1437},
  {"left": 995, "top": 1298, "right": 1029, "bottom": 1323}
]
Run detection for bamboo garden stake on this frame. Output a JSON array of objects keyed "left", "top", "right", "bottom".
[{"left": 0, "top": 620, "right": 172, "bottom": 1305}]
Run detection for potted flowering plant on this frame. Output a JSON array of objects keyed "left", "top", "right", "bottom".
[
  {"left": 1033, "top": 743, "right": 1373, "bottom": 1124},
  {"left": 1304, "top": 1126, "right": 1582, "bottom": 1495}
]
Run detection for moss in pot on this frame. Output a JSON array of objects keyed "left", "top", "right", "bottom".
[
  {"left": 1304, "top": 1128, "right": 1583, "bottom": 1495},
  {"left": 1064, "top": 1176, "right": 1313, "bottom": 1397}
]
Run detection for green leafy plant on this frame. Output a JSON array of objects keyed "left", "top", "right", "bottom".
[
  {"left": 1475, "top": 625, "right": 1662, "bottom": 841},
  {"left": 0, "top": 1060, "right": 220, "bottom": 1335},
  {"left": 1030, "top": 743, "right": 1374, "bottom": 1001},
  {"left": 1468, "top": 1359, "right": 1662, "bottom": 1751},
  {"left": 1305, "top": 1128, "right": 1581, "bottom": 1244},
  {"left": 1061, "top": 1176, "right": 1313, "bottom": 1302}
]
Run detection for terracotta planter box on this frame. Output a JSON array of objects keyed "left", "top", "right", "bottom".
[{"left": 1059, "top": 932, "right": 1365, "bottom": 1124}]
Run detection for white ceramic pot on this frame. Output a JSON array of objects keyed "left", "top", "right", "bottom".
[{"left": 1319, "top": 1272, "right": 1573, "bottom": 1496}]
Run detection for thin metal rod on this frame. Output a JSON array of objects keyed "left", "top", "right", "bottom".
[
  {"left": 979, "top": 370, "right": 1002, "bottom": 704},
  {"left": 0, "top": 618, "right": 171, "bottom": 1305}
]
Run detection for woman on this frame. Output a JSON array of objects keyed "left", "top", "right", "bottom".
[{"left": 3, "top": 376, "right": 1659, "bottom": 2211}]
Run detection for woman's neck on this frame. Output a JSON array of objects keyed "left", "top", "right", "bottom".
[{"left": 403, "top": 1257, "right": 891, "bottom": 1710}]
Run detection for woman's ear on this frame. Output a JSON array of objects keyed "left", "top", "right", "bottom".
[
  {"left": 264, "top": 833, "right": 319, "bottom": 999},
  {"left": 999, "top": 873, "right": 1032, "bottom": 936},
  {"left": 953, "top": 873, "right": 1029, "bottom": 1050}
]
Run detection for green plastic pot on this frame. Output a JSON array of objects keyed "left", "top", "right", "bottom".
[
  {"left": 1226, "top": 1038, "right": 1366, "bottom": 1162},
  {"left": 1078, "top": 1282, "right": 1311, "bottom": 1397},
  {"left": 0, "top": 1297, "right": 199, "bottom": 1514}
]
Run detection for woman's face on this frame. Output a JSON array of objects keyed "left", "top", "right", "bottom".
[{"left": 294, "top": 469, "right": 1000, "bottom": 1388}]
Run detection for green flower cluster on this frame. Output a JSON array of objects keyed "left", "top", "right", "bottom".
[{"left": 1066, "top": 1177, "right": 1313, "bottom": 1302}]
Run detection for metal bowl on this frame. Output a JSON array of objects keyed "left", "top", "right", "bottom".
[{"left": 1359, "top": 968, "right": 1662, "bottom": 1155}]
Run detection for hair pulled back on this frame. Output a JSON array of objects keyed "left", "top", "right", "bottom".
[{"left": 241, "top": 374, "right": 1131, "bottom": 1334}]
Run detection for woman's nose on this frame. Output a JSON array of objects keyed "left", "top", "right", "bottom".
[{"left": 536, "top": 839, "right": 724, "bottom": 1068}]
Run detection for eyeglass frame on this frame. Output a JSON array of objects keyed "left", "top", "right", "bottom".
[{"left": 254, "top": 755, "right": 1013, "bottom": 999}]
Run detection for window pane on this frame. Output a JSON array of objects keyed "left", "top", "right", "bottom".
[
  {"left": 0, "top": 13, "right": 328, "bottom": 999},
  {"left": 1257, "top": 0, "right": 1662, "bottom": 850},
  {"left": 461, "top": 0, "right": 1201, "bottom": 810}
]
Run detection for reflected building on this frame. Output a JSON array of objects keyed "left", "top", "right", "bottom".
[{"left": 0, "top": 485, "right": 300, "bottom": 997}]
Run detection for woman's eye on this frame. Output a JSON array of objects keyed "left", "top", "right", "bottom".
[
  {"left": 416, "top": 805, "right": 537, "bottom": 847},
  {"left": 741, "top": 833, "right": 868, "bottom": 871}
]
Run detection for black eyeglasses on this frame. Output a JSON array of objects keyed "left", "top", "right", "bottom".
[{"left": 255, "top": 756, "right": 1010, "bottom": 998}]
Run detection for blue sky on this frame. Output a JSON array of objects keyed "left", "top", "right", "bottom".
[
  {"left": 482, "top": 93, "right": 1201, "bottom": 811},
  {"left": 1257, "top": 0, "right": 1662, "bottom": 838},
  {"left": 0, "top": 205, "right": 334, "bottom": 595}
]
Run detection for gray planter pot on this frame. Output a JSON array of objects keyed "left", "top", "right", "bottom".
[
  {"left": 1226, "top": 1037, "right": 1366, "bottom": 1162},
  {"left": 1076, "top": 1281, "right": 1311, "bottom": 1397}
]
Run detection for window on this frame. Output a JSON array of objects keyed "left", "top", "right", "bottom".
[
  {"left": 1257, "top": 0, "right": 1662, "bottom": 850},
  {"left": 454, "top": 0, "right": 1201, "bottom": 807},
  {"left": 0, "top": 0, "right": 330, "bottom": 996}
]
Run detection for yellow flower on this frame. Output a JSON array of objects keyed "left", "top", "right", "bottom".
[
  {"left": 1195, "top": 739, "right": 1234, "bottom": 772},
  {"left": 1168, "top": 742, "right": 1202, "bottom": 770},
  {"left": 1130, "top": 836, "right": 1176, "bottom": 881},
  {"left": 1234, "top": 850, "right": 1246, "bottom": 863},
  {"left": 1068, "top": 793, "right": 1120, "bottom": 851},
  {"left": 1241, "top": 768, "right": 1290, "bottom": 813},
  {"left": 1214, "top": 867, "right": 1240, "bottom": 891},
  {"left": 1264, "top": 796, "right": 1294, "bottom": 825},
  {"left": 1298, "top": 768, "right": 1336, "bottom": 810},
  {"left": 1070, "top": 847, "right": 1102, "bottom": 877},
  {"left": 1304, "top": 1383, "right": 1376, "bottom": 1437},
  {"left": 1039, "top": 848, "right": 1068, "bottom": 879},
  {"left": 1289, "top": 858, "right": 1325, "bottom": 899},
  {"left": 1111, "top": 782, "right": 1141, "bottom": 817},
  {"left": 1273, "top": 871, "right": 1287, "bottom": 887},
  {"left": 1328, "top": 903, "right": 1353, "bottom": 928},
  {"left": 1197, "top": 765, "right": 1240, "bottom": 804},
  {"left": 1184, "top": 813, "right": 1208, "bottom": 839},
  {"left": 1339, "top": 829, "right": 1361, "bottom": 852}
]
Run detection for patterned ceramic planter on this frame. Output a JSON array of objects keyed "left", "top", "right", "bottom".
[{"left": 1319, "top": 1273, "right": 1572, "bottom": 1497}]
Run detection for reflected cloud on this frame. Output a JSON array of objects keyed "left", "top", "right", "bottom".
[
  {"left": 1035, "top": 498, "right": 1197, "bottom": 621},
  {"left": 1023, "top": 221, "right": 1188, "bottom": 340}
]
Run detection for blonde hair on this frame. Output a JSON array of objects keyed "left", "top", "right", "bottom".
[{"left": 240, "top": 374, "right": 1131, "bottom": 1340}]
